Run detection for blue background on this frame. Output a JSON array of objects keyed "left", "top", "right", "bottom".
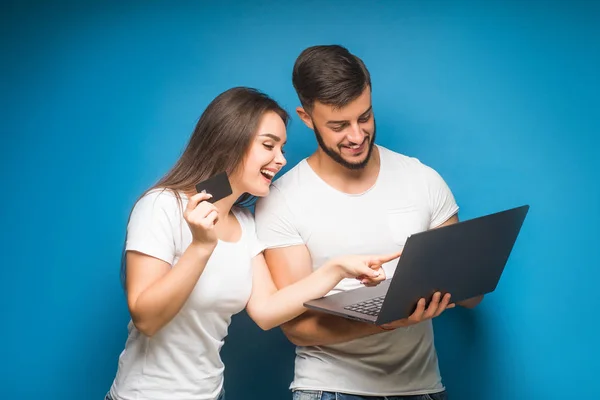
[{"left": 1, "top": 1, "right": 598, "bottom": 399}]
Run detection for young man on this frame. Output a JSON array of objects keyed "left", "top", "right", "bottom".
[{"left": 254, "top": 45, "right": 483, "bottom": 400}]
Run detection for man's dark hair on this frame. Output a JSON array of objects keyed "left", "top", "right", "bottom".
[{"left": 292, "top": 45, "right": 371, "bottom": 112}]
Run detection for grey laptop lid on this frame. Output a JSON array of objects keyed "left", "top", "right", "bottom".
[
  {"left": 376, "top": 204, "right": 529, "bottom": 324},
  {"left": 304, "top": 205, "right": 530, "bottom": 326}
]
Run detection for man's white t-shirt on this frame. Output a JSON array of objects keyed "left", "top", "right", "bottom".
[
  {"left": 109, "top": 189, "right": 263, "bottom": 400},
  {"left": 254, "top": 145, "right": 459, "bottom": 396}
]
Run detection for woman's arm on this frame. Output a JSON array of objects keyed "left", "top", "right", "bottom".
[
  {"left": 126, "top": 243, "right": 214, "bottom": 336},
  {"left": 126, "top": 192, "right": 219, "bottom": 336},
  {"left": 245, "top": 251, "right": 400, "bottom": 331}
]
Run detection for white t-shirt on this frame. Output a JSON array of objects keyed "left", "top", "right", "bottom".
[
  {"left": 109, "top": 189, "right": 263, "bottom": 400},
  {"left": 254, "top": 145, "right": 459, "bottom": 397}
]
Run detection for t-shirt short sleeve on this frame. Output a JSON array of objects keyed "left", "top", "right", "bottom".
[
  {"left": 420, "top": 164, "right": 459, "bottom": 228},
  {"left": 254, "top": 185, "right": 304, "bottom": 249},
  {"left": 234, "top": 207, "right": 265, "bottom": 258},
  {"left": 125, "top": 190, "right": 178, "bottom": 265}
]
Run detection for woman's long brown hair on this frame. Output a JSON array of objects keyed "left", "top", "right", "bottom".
[{"left": 120, "top": 87, "right": 289, "bottom": 289}]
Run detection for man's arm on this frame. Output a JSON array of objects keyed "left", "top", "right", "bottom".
[
  {"left": 263, "top": 245, "right": 385, "bottom": 346},
  {"left": 264, "top": 245, "right": 453, "bottom": 346},
  {"left": 436, "top": 214, "right": 484, "bottom": 308}
]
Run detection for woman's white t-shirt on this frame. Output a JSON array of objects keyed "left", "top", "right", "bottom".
[{"left": 109, "top": 189, "right": 263, "bottom": 400}]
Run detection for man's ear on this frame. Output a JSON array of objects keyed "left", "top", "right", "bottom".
[{"left": 296, "top": 107, "right": 314, "bottom": 130}]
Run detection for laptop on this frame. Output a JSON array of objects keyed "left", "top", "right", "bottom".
[{"left": 304, "top": 205, "right": 530, "bottom": 325}]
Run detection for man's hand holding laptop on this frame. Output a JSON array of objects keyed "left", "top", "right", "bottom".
[{"left": 379, "top": 292, "right": 455, "bottom": 331}]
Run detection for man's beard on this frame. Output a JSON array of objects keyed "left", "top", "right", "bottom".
[{"left": 313, "top": 118, "right": 376, "bottom": 170}]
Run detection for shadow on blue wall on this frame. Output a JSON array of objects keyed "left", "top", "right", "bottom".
[{"left": 222, "top": 312, "right": 296, "bottom": 398}]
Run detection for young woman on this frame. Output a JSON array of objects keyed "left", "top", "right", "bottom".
[{"left": 106, "top": 87, "right": 400, "bottom": 400}]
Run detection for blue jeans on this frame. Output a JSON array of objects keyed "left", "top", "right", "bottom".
[
  {"left": 292, "top": 390, "right": 447, "bottom": 400},
  {"left": 104, "top": 389, "right": 225, "bottom": 400}
]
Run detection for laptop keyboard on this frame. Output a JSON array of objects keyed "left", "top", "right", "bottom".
[{"left": 344, "top": 296, "right": 385, "bottom": 316}]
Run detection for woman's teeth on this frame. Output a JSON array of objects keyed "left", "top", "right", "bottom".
[{"left": 261, "top": 169, "right": 275, "bottom": 179}]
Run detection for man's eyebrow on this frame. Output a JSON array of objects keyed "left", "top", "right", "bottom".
[
  {"left": 326, "top": 106, "right": 372, "bottom": 124},
  {"left": 360, "top": 106, "right": 373, "bottom": 117}
]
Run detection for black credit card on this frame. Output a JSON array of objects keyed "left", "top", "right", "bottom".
[{"left": 195, "top": 171, "right": 233, "bottom": 203}]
